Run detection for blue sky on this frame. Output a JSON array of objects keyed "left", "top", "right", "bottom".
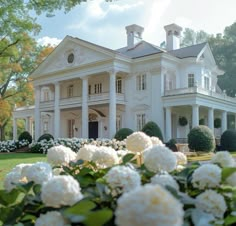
[{"left": 36, "top": 0, "right": 236, "bottom": 49}]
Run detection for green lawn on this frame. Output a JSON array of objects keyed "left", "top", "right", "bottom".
[{"left": 0, "top": 153, "right": 46, "bottom": 189}]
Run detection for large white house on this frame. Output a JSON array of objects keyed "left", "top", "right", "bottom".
[{"left": 13, "top": 23, "right": 236, "bottom": 142}]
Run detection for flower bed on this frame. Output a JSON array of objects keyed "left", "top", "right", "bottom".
[
  {"left": 0, "top": 139, "right": 30, "bottom": 153},
  {"left": 1, "top": 132, "right": 236, "bottom": 225}
]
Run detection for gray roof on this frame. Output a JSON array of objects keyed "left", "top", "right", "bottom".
[
  {"left": 116, "top": 41, "right": 164, "bottom": 59},
  {"left": 116, "top": 41, "right": 206, "bottom": 59},
  {"left": 168, "top": 42, "right": 207, "bottom": 59}
]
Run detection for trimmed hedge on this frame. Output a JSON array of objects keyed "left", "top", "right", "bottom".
[
  {"left": 188, "top": 125, "right": 215, "bottom": 152},
  {"left": 37, "top": 133, "right": 54, "bottom": 142},
  {"left": 114, "top": 128, "right": 134, "bottom": 141},
  {"left": 142, "top": 121, "right": 163, "bottom": 141},
  {"left": 18, "top": 131, "right": 32, "bottom": 144},
  {"left": 221, "top": 129, "right": 236, "bottom": 152}
]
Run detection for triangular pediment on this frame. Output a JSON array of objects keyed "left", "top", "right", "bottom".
[{"left": 31, "top": 36, "right": 116, "bottom": 78}]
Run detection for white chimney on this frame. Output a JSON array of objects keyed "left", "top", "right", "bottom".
[
  {"left": 164, "top": 23, "right": 182, "bottom": 51},
  {"left": 125, "top": 24, "right": 144, "bottom": 49}
]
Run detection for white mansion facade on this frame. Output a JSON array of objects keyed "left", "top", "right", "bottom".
[{"left": 13, "top": 24, "right": 236, "bottom": 141}]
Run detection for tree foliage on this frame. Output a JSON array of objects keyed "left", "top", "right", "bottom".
[{"left": 181, "top": 22, "right": 236, "bottom": 96}]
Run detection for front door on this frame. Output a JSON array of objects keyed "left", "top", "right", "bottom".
[{"left": 89, "top": 121, "right": 98, "bottom": 139}]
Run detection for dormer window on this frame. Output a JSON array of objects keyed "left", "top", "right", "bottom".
[
  {"left": 67, "top": 85, "right": 74, "bottom": 97},
  {"left": 204, "top": 76, "right": 210, "bottom": 90}
]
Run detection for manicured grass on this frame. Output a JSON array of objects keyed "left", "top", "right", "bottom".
[
  {"left": 0, "top": 153, "right": 46, "bottom": 189},
  {"left": 187, "top": 151, "right": 236, "bottom": 162}
]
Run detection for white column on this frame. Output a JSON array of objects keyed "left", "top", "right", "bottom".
[
  {"left": 109, "top": 70, "right": 116, "bottom": 138},
  {"left": 25, "top": 117, "right": 30, "bottom": 132},
  {"left": 82, "top": 77, "right": 88, "bottom": 138},
  {"left": 192, "top": 104, "right": 199, "bottom": 128},
  {"left": 165, "top": 107, "right": 172, "bottom": 142},
  {"left": 54, "top": 82, "right": 60, "bottom": 138},
  {"left": 221, "top": 110, "right": 227, "bottom": 133},
  {"left": 13, "top": 118, "right": 17, "bottom": 140},
  {"left": 34, "top": 86, "right": 40, "bottom": 140},
  {"left": 208, "top": 108, "right": 214, "bottom": 130}
]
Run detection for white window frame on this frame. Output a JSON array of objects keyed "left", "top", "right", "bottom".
[
  {"left": 116, "top": 77, "right": 122, "bottom": 93},
  {"left": 116, "top": 115, "right": 122, "bottom": 131},
  {"left": 136, "top": 74, "right": 147, "bottom": 91},
  {"left": 188, "top": 74, "right": 195, "bottom": 88},
  {"left": 43, "top": 121, "right": 49, "bottom": 132},
  {"left": 68, "top": 119, "right": 75, "bottom": 138},
  {"left": 136, "top": 113, "right": 146, "bottom": 131},
  {"left": 43, "top": 90, "right": 50, "bottom": 101},
  {"left": 94, "top": 83, "right": 102, "bottom": 94},
  {"left": 67, "top": 85, "right": 74, "bottom": 98},
  {"left": 204, "top": 76, "right": 210, "bottom": 90}
]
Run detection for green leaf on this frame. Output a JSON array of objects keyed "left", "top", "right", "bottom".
[
  {"left": 122, "top": 153, "right": 135, "bottom": 164},
  {"left": 224, "top": 215, "right": 236, "bottom": 225},
  {"left": 16, "top": 181, "right": 34, "bottom": 193},
  {"left": 84, "top": 209, "right": 113, "bottom": 226},
  {"left": 221, "top": 167, "right": 236, "bottom": 182},
  {"left": 63, "top": 200, "right": 96, "bottom": 222},
  {"left": 0, "top": 189, "right": 21, "bottom": 206}
]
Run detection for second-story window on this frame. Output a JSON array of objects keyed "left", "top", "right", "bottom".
[
  {"left": 116, "top": 115, "right": 122, "bottom": 131},
  {"left": 67, "top": 85, "right": 74, "bottom": 97},
  {"left": 94, "top": 83, "right": 102, "bottom": 94},
  {"left": 188, "top": 74, "right": 195, "bottom": 88},
  {"left": 116, "top": 77, "right": 122, "bottom": 93},
  {"left": 88, "top": 85, "right": 91, "bottom": 95},
  {"left": 204, "top": 76, "right": 210, "bottom": 90},
  {"left": 136, "top": 74, "right": 147, "bottom": 91}
]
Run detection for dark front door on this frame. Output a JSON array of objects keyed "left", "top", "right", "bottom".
[{"left": 89, "top": 121, "right": 98, "bottom": 139}]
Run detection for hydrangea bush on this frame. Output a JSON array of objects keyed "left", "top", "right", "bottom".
[
  {"left": 1, "top": 132, "right": 236, "bottom": 225},
  {"left": 0, "top": 139, "right": 30, "bottom": 152},
  {"left": 30, "top": 138, "right": 126, "bottom": 154}
]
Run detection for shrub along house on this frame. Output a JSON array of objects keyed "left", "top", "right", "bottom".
[{"left": 13, "top": 23, "right": 236, "bottom": 141}]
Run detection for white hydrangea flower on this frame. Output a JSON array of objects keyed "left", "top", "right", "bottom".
[
  {"left": 76, "top": 144, "right": 97, "bottom": 161},
  {"left": 211, "top": 151, "right": 235, "bottom": 167},
  {"left": 150, "top": 136, "right": 164, "bottom": 146},
  {"left": 52, "top": 167, "right": 64, "bottom": 176},
  {"left": 3, "top": 163, "right": 32, "bottom": 192},
  {"left": 47, "top": 145, "right": 76, "bottom": 165},
  {"left": 41, "top": 175, "right": 83, "bottom": 207},
  {"left": 196, "top": 190, "right": 227, "bottom": 218},
  {"left": 143, "top": 145, "right": 177, "bottom": 173},
  {"left": 35, "top": 211, "right": 69, "bottom": 226},
  {"left": 4, "top": 171, "right": 23, "bottom": 192},
  {"left": 151, "top": 172, "right": 179, "bottom": 190},
  {"left": 21, "top": 162, "right": 53, "bottom": 185},
  {"left": 174, "top": 152, "right": 187, "bottom": 165},
  {"left": 104, "top": 165, "right": 141, "bottom": 195},
  {"left": 115, "top": 184, "right": 184, "bottom": 226},
  {"left": 192, "top": 164, "right": 222, "bottom": 189},
  {"left": 126, "top": 132, "right": 152, "bottom": 153},
  {"left": 92, "top": 146, "right": 119, "bottom": 168},
  {"left": 225, "top": 172, "right": 236, "bottom": 187}
]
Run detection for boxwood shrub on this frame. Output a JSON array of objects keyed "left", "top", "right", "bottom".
[
  {"left": 188, "top": 125, "right": 215, "bottom": 152},
  {"left": 37, "top": 133, "right": 54, "bottom": 142},
  {"left": 220, "top": 129, "right": 236, "bottom": 152},
  {"left": 114, "top": 128, "right": 133, "bottom": 141},
  {"left": 18, "top": 131, "right": 32, "bottom": 144},
  {"left": 142, "top": 121, "right": 163, "bottom": 141}
]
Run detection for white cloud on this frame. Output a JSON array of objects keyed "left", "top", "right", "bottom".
[
  {"left": 37, "top": 36, "right": 62, "bottom": 46},
  {"left": 86, "top": 0, "right": 107, "bottom": 18},
  {"left": 109, "top": 1, "right": 144, "bottom": 12}
]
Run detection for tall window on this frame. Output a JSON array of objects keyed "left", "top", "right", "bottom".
[
  {"left": 204, "top": 76, "right": 210, "bottom": 90},
  {"left": 94, "top": 83, "right": 102, "bottom": 94},
  {"left": 67, "top": 85, "right": 74, "bottom": 97},
  {"left": 68, "top": 119, "right": 75, "bottom": 138},
  {"left": 116, "top": 77, "right": 122, "bottom": 93},
  {"left": 88, "top": 85, "right": 91, "bottom": 95},
  {"left": 43, "top": 121, "right": 48, "bottom": 132},
  {"left": 43, "top": 90, "right": 50, "bottom": 101},
  {"left": 188, "top": 74, "right": 195, "bottom": 87},
  {"left": 136, "top": 113, "right": 146, "bottom": 131},
  {"left": 116, "top": 115, "right": 122, "bottom": 131},
  {"left": 136, "top": 74, "right": 147, "bottom": 91}
]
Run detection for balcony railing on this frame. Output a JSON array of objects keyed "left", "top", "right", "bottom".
[
  {"left": 164, "top": 86, "right": 236, "bottom": 102},
  {"left": 39, "top": 92, "right": 125, "bottom": 109}
]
